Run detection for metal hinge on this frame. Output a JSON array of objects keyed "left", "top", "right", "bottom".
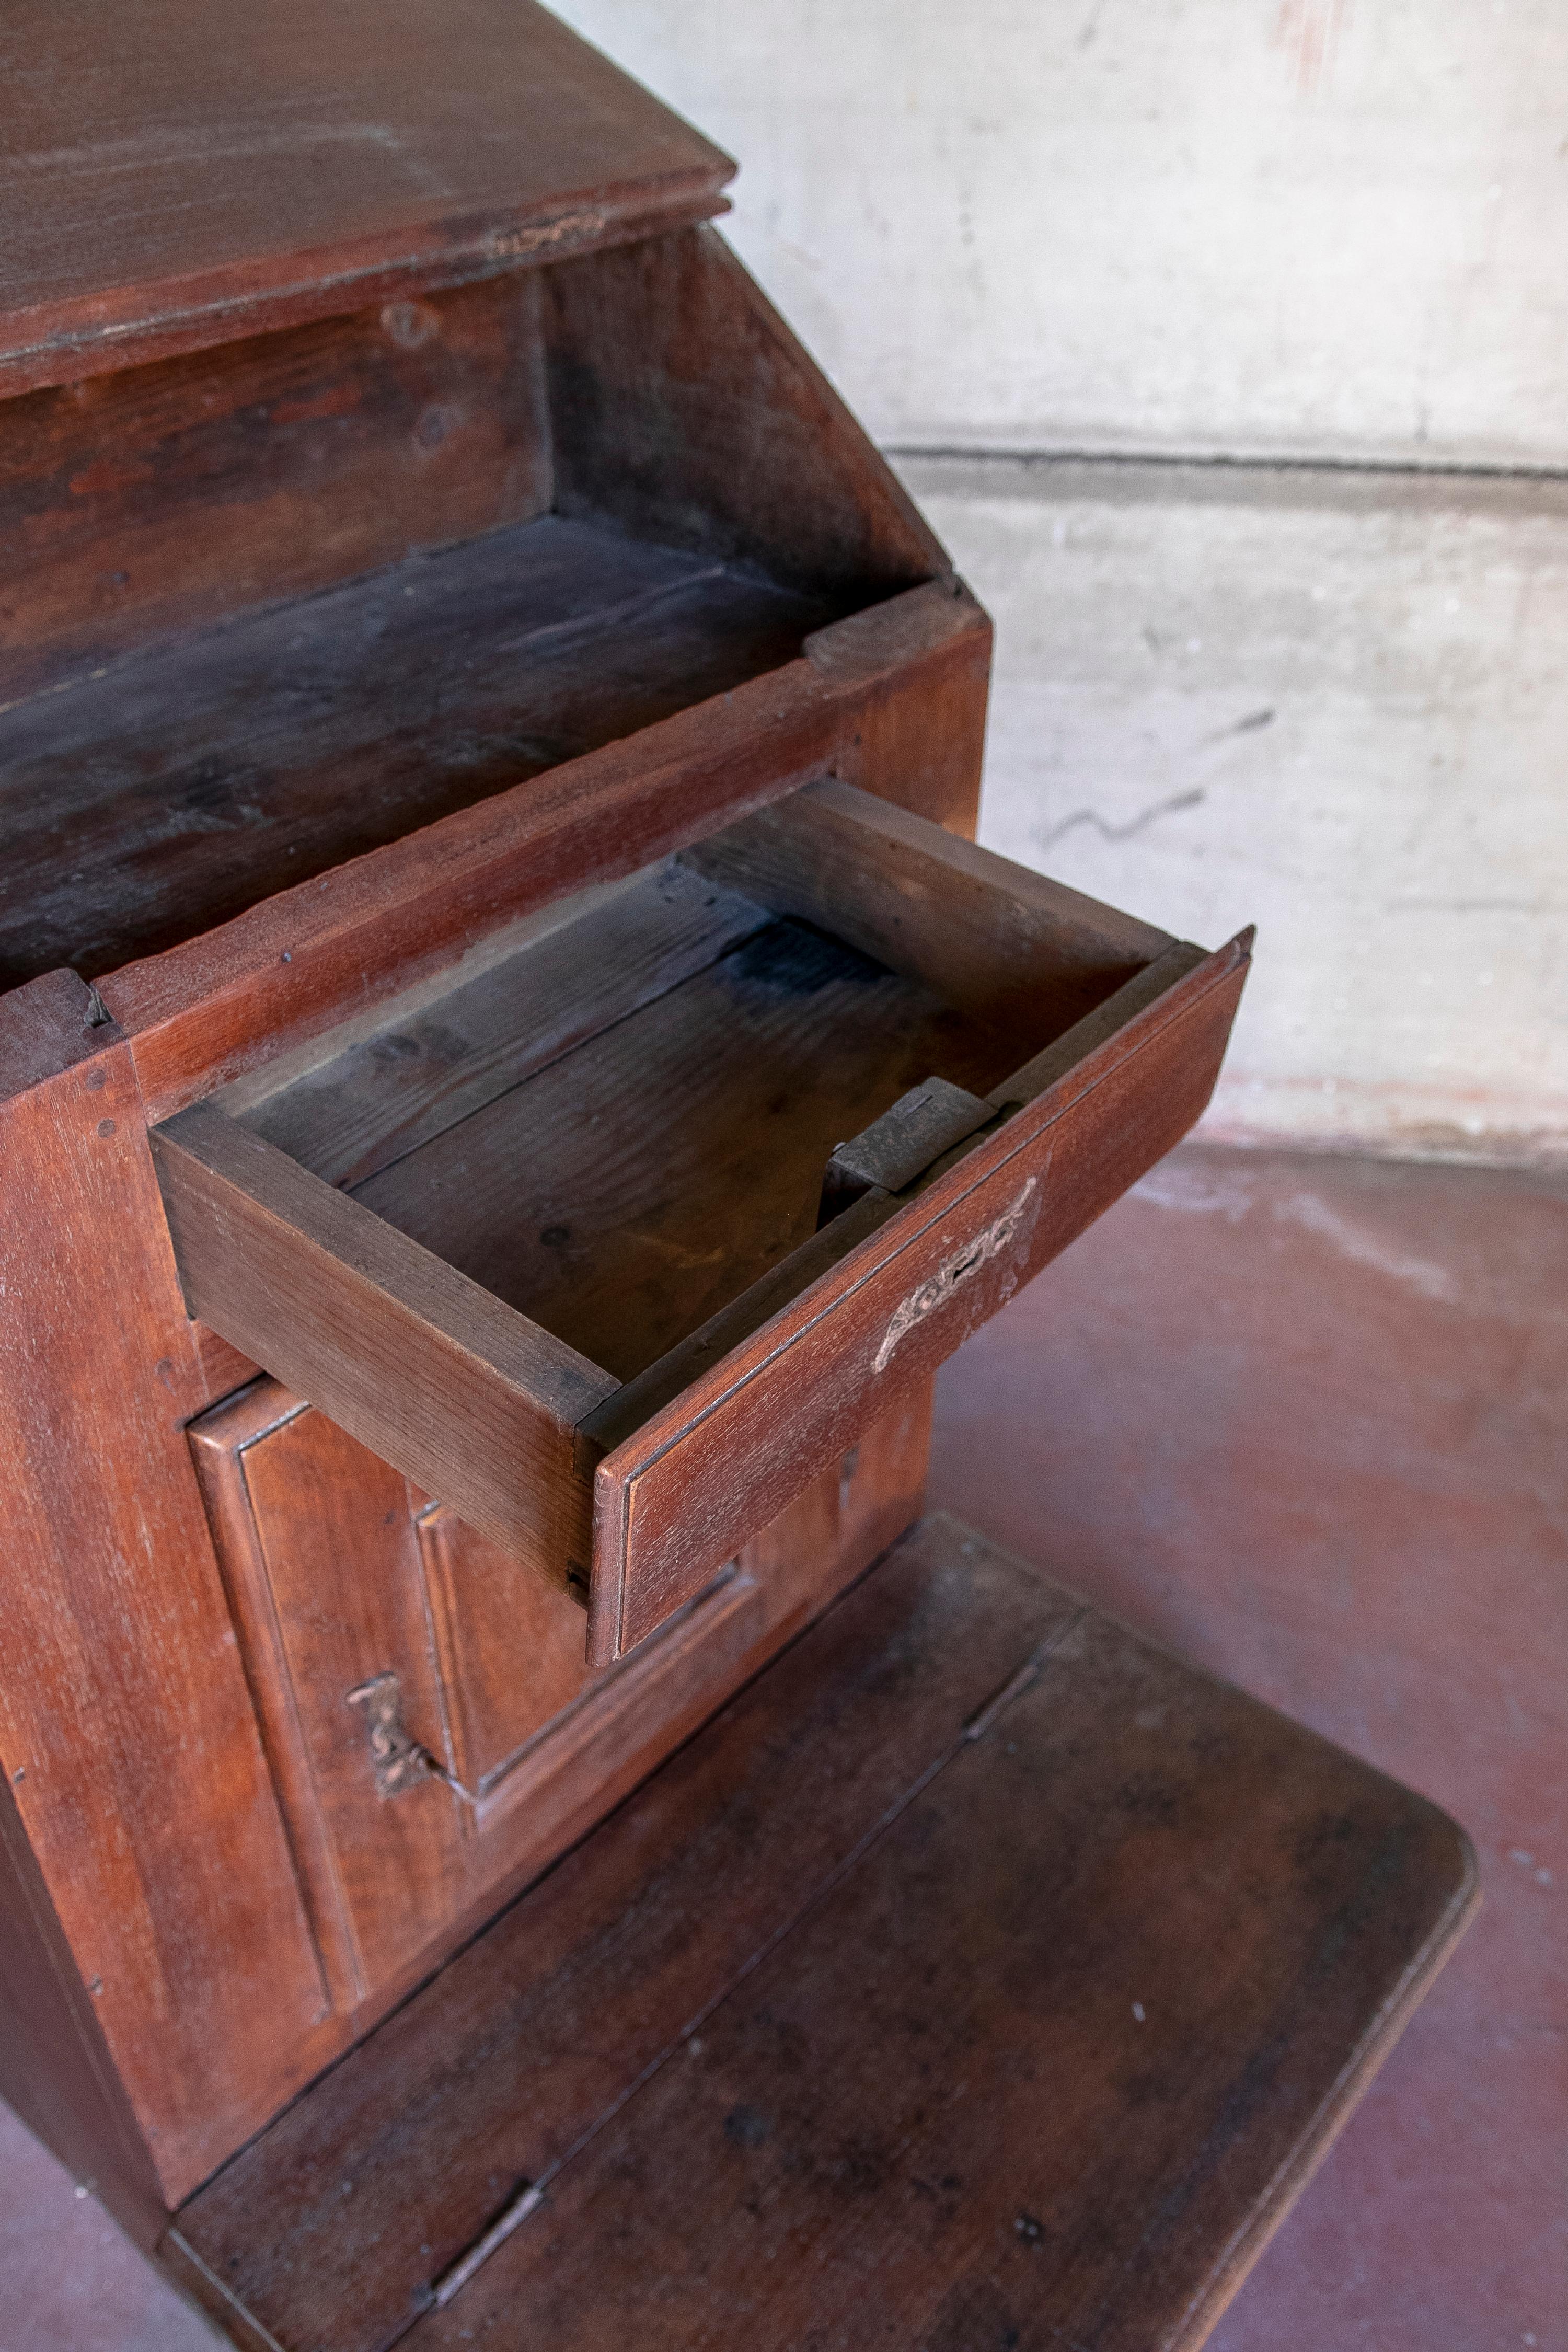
[{"left": 346, "top": 1671, "right": 435, "bottom": 1799}]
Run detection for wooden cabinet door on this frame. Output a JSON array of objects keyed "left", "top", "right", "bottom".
[{"left": 189, "top": 1375, "right": 931, "bottom": 2022}]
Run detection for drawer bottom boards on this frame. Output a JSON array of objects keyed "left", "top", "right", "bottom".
[{"left": 166, "top": 1514, "right": 1475, "bottom": 2352}]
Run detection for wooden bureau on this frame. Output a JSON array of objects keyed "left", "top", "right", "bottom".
[{"left": 0, "top": 6, "right": 1471, "bottom": 2343}]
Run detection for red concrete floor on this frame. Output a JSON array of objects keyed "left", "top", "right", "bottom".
[{"left": 0, "top": 1142, "right": 1562, "bottom": 2350}]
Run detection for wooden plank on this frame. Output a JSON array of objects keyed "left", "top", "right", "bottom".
[
  {"left": 171, "top": 1511, "right": 1063, "bottom": 2352},
  {"left": 150, "top": 1101, "right": 615, "bottom": 1595},
  {"left": 0, "top": 270, "right": 551, "bottom": 712},
  {"left": 583, "top": 935, "right": 1250, "bottom": 1662},
  {"left": 0, "top": 0, "right": 733, "bottom": 397},
  {"left": 354, "top": 916, "right": 1019, "bottom": 1386},
  {"left": 545, "top": 223, "right": 945, "bottom": 606},
  {"left": 96, "top": 578, "right": 993, "bottom": 1117},
  {"left": 0, "top": 973, "right": 339, "bottom": 2205},
  {"left": 1, "top": 514, "right": 827, "bottom": 991},
  {"left": 170, "top": 1515, "right": 1474, "bottom": 2352},
  {"left": 683, "top": 773, "right": 1175, "bottom": 1033},
  {"left": 238, "top": 862, "right": 772, "bottom": 1189},
  {"left": 400, "top": 1522, "right": 1475, "bottom": 2352}
]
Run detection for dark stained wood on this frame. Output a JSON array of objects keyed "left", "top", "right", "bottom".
[
  {"left": 98, "top": 578, "right": 993, "bottom": 1118},
  {"left": 151, "top": 1101, "right": 615, "bottom": 1595},
  {"left": 683, "top": 771, "right": 1174, "bottom": 1034},
  {"left": 235, "top": 862, "right": 773, "bottom": 1190},
  {"left": 149, "top": 785, "right": 1243, "bottom": 1661},
  {"left": 169, "top": 1516, "right": 1475, "bottom": 2352},
  {"left": 583, "top": 931, "right": 1250, "bottom": 1662},
  {"left": 546, "top": 223, "right": 944, "bottom": 606},
  {"left": 0, "top": 1763, "right": 167, "bottom": 2252},
  {"left": 0, "top": 2, "right": 1027, "bottom": 2276},
  {"left": 0, "top": 0, "right": 734, "bottom": 398},
  {"left": 182, "top": 1369, "right": 930, "bottom": 2059},
  {"left": 1, "top": 515, "right": 829, "bottom": 989},
  {"left": 0, "top": 270, "right": 551, "bottom": 711},
  {"left": 818, "top": 1076, "right": 994, "bottom": 1224},
  {"left": 0, "top": 973, "right": 341, "bottom": 2204},
  {"left": 168, "top": 1503, "right": 1055, "bottom": 2352},
  {"left": 354, "top": 915, "right": 1018, "bottom": 1385}
]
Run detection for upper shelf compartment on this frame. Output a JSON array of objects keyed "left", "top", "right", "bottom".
[{"left": 1, "top": 225, "right": 950, "bottom": 997}]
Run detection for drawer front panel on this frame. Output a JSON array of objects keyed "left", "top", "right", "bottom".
[{"left": 593, "top": 940, "right": 1248, "bottom": 1657}]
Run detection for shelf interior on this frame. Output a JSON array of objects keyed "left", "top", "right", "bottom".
[{"left": 0, "top": 514, "right": 833, "bottom": 990}]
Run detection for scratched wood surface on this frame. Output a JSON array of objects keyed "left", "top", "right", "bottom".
[
  {"left": 354, "top": 914, "right": 1017, "bottom": 1384},
  {"left": 170, "top": 1515, "right": 1475, "bottom": 2352},
  {"left": 97, "top": 579, "right": 990, "bottom": 1120},
  {"left": 0, "top": 0, "right": 734, "bottom": 397},
  {"left": 0, "top": 515, "right": 829, "bottom": 989}
]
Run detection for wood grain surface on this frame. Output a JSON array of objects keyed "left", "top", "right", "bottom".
[
  {"left": 98, "top": 577, "right": 991, "bottom": 1117},
  {"left": 355, "top": 913, "right": 1016, "bottom": 1385},
  {"left": 152, "top": 1101, "right": 615, "bottom": 1594},
  {"left": 0, "top": 974, "right": 342, "bottom": 2204},
  {"left": 176, "top": 1372, "right": 932, "bottom": 2107},
  {"left": 237, "top": 863, "right": 771, "bottom": 1190},
  {"left": 0, "top": 515, "right": 827, "bottom": 989},
  {"left": 170, "top": 1514, "right": 1475, "bottom": 2352},
  {"left": 683, "top": 771, "right": 1174, "bottom": 1032},
  {"left": 546, "top": 223, "right": 944, "bottom": 605},
  {"left": 0, "top": 0, "right": 733, "bottom": 396},
  {"left": 0, "top": 270, "right": 551, "bottom": 712}
]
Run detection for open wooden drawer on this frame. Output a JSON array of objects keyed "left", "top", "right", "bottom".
[{"left": 151, "top": 778, "right": 1250, "bottom": 1665}]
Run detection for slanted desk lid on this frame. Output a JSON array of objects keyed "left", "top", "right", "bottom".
[{"left": 0, "top": 0, "right": 733, "bottom": 397}]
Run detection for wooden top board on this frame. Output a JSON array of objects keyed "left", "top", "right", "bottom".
[
  {"left": 0, "top": 0, "right": 733, "bottom": 395},
  {"left": 170, "top": 1512, "right": 1474, "bottom": 2352}
]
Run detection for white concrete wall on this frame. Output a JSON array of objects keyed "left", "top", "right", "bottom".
[{"left": 555, "top": 0, "right": 1568, "bottom": 1161}]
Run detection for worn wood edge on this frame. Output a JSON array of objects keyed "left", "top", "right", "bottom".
[
  {"left": 185, "top": 1385, "right": 363, "bottom": 2016},
  {"left": 0, "top": 967, "right": 121, "bottom": 1099},
  {"left": 697, "top": 769, "right": 1177, "bottom": 974},
  {"left": 989, "top": 937, "right": 1223, "bottom": 1108},
  {"left": 152, "top": 1105, "right": 614, "bottom": 1590},
  {"left": 1166, "top": 1835, "right": 1480, "bottom": 2352},
  {"left": 582, "top": 939, "right": 1251, "bottom": 1663},
  {"left": 0, "top": 179, "right": 732, "bottom": 403},
  {"left": 96, "top": 579, "right": 977, "bottom": 1117},
  {"left": 154, "top": 1103, "right": 613, "bottom": 1419}
]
